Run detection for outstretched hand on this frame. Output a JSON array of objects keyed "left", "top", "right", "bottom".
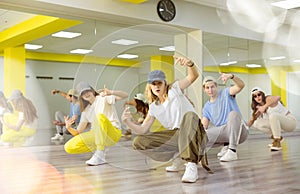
[
  {"left": 98, "top": 85, "right": 113, "bottom": 97},
  {"left": 218, "top": 72, "right": 232, "bottom": 84},
  {"left": 64, "top": 116, "right": 75, "bottom": 129},
  {"left": 255, "top": 105, "right": 266, "bottom": 115},
  {"left": 173, "top": 56, "right": 193, "bottom": 67},
  {"left": 122, "top": 106, "right": 133, "bottom": 123}
]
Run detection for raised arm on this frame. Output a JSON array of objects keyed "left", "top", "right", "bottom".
[
  {"left": 122, "top": 107, "right": 154, "bottom": 135},
  {"left": 98, "top": 85, "right": 128, "bottom": 101},
  {"left": 65, "top": 115, "right": 88, "bottom": 136},
  {"left": 219, "top": 73, "right": 244, "bottom": 96},
  {"left": 256, "top": 95, "right": 280, "bottom": 114},
  {"left": 51, "top": 89, "right": 68, "bottom": 98},
  {"left": 174, "top": 56, "right": 199, "bottom": 90}
]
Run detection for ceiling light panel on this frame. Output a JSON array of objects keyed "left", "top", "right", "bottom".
[
  {"left": 220, "top": 61, "right": 237, "bottom": 66},
  {"left": 159, "top": 46, "right": 175, "bottom": 51},
  {"left": 246, "top": 64, "right": 261, "bottom": 68},
  {"left": 271, "top": 0, "right": 300, "bottom": 9},
  {"left": 117, "top": 54, "right": 138, "bottom": 59},
  {"left": 52, "top": 31, "right": 82, "bottom": 38},
  {"left": 269, "top": 56, "right": 286, "bottom": 60},
  {"left": 70, "top": 49, "right": 93, "bottom": 54},
  {"left": 25, "top": 44, "right": 43, "bottom": 50},
  {"left": 111, "top": 39, "right": 139, "bottom": 45}
]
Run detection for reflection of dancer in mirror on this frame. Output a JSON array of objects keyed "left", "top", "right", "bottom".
[
  {"left": 248, "top": 87, "right": 296, "bottom": 151},
  {"left": 0, "top": 91, "right": 13, "bottom": 136},
  {"left": 123, "top": 93, "right": 149, "bottom": 137},
  {"left": 64, "top": 82, "right": 128, "bottom": 166},
  {"left": 202, "top": 74, "right": 248, "bottom": 162},
  {"left": 122, "top": 56, "right": 212, "bottom": 183},
  {"left": 0, "top": 90, "right": 38, "bottom": 147},
  {"left": 50, "top": 89, "right": 81, "bottom": 141}
]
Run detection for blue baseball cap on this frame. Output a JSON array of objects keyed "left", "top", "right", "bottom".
[{"left": 148, "top": 70, "right": 166, "bottom": 83}]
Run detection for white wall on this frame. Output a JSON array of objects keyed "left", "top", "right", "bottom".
[{"left": 287, "top": 72, "right": 300, "bottom": 130}]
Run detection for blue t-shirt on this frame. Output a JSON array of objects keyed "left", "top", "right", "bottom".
[
  {"left": 202, "top": 87, "right": 241, "bottom": 127},
  {"left": 69, "top": 102, "right": 81, "bottom": 124}
]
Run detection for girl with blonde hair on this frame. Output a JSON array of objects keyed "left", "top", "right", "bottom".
[{"left": 0, "top": 90, "right": 38, "bottom": 146}]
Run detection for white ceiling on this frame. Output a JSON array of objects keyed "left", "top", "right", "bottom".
[{"left": 1, "top": 0, "right": 300, "bottom": 68}]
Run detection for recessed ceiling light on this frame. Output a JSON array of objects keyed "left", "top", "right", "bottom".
[
  {"left": 111, "top": 39, "right": 138, "bottom": 45},
  {"left": 159, "top": 46, "right": 175, "bottom": 51},
  {"left": 117, "top": 54, "right": 138, "bottom": 59},
  {"left": 25, "top": 44, "right": 43, "bottom": 50},
  {"left": 293, "top": 59, "right": 300, "bottom": 63},
  {"left": 269, "top": 56, "right": 286, "bottom": 60},
  {"left": 220, "top": 61, "right": 237, "bottom": 66},
  {"left": 70, "top": 49, "right": 93, "bottom": 54},
  {"left": 246, "top": 64, "right": 261, "bottom": 68},
  {"left": 52, "top": 31, "right": 82, "bottom": 39},
  {"left": 271, "top": 0, "right": 300, "bottom": 9}
]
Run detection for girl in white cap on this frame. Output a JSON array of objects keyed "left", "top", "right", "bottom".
[
  {"left": 0, "top": 90, "right": 38, "bottom": 146},
  {"left": 248, "top": 87, "right": 296, "bottom": 151},
  {"left": 64, "top": 82, "right": 128, "bottom": 165}
]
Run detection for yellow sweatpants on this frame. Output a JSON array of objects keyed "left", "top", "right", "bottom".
[
  {"left": 64, "top": 114, "right": 122, "bottom": 154},
  {"left": 1, "top": 113, "right": 36, "bottom": 146}
]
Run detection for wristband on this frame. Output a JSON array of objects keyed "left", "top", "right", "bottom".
[
  {"left": 230, "top": 74, "right": 234, "bottom": 79},
  {"left": 187, "top": 62, "right": 194, "bottom": 67}
]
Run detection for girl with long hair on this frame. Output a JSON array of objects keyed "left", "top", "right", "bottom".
[
  {"left": 0, "top": 90, "right": 38, "bottom": 146},
  {"left": 248, "top": 87, "right": 296, "bottom": 151}
]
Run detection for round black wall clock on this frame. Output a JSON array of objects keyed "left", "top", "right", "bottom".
[{"left": 157, "top": 0, "right": 176, "bottom": 22}]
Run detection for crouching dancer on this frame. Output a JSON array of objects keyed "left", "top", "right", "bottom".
[{"left": 122, "top": 56, "right": 212, "bottom": 183}]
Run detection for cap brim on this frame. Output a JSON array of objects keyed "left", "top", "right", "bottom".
[{"left": 79, "top": 87, "right": 92, "bottom": 96}]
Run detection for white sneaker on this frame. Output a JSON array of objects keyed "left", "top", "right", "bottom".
[
  {"left": 217, "top": 146, "right": 228, "bottom": 157},
  {"left": 181, "top": 162, "right": 198, "bottom": 183},
  {"left": 220, "top": 149, "right": 238, "bottom": 162},
  {"left": 86, "top": 150, "right": 107, "bottom": 166},
  {"left": 165, "top": 157, "right": 186, "bottom": 172},
  {"left": 51, "top": 133, "right": 64, "bottom": 141}
]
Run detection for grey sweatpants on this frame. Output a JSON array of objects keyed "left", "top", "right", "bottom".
[{"left": 206, "top": 111, "right": 249, "bottom": 150}]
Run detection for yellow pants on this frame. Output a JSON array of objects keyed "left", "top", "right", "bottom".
[
  {"left": 64, "top": 114, "right": 122, "bottom": 154},
  {"left": 1, "top": 113, "right": 36, "bottom": 146}
]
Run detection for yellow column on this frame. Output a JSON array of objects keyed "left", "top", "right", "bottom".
[
  {"left": 150, "top": 55, "right": 174, "bottom": 82},
  {"left": 4, "top": 46, "right": 26, "bottom": 96},
  {"left": 269, "top": 67, "right": 287, "bottom": 106},
  {"left": 280, "top": 70, "right": 287, "bottom": 106},
  {"left": 150, "top": 55, "right": 174, "bottom": 132}
]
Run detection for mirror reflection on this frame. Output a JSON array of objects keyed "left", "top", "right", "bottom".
[{"left": 0, "top": 5, "right": 299, "bottom": 149}]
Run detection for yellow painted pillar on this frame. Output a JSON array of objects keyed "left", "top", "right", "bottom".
[
  {"left": 4, "top": 46, "right": 26, "bottom": 96},
  {"left": 150, "top": 55, "right": 174, "bottom": 82},
  {"left": 280, "top": 70, "right": 287, "bottom": 106},
  {"left": 269, "top": 67, "right": 287, "bottom": 106},
  {"left": 149, "top": 55, "right": 174, "bottom": 132}
]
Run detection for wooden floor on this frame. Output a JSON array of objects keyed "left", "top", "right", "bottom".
[{"left": 1, "top": 132, "right": 300, "bottom": 194}]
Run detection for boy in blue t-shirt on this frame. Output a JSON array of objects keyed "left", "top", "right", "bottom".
[{"left": 202, "top": 73, "right": 248, "bottom": 162}]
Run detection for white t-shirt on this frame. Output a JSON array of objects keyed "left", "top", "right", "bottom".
[
  {"left": 80, "top": 94, "right": 121, "bottom": 129},
  {"left": 148, "top": 81, "right": 196, "bottom": 130}
]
